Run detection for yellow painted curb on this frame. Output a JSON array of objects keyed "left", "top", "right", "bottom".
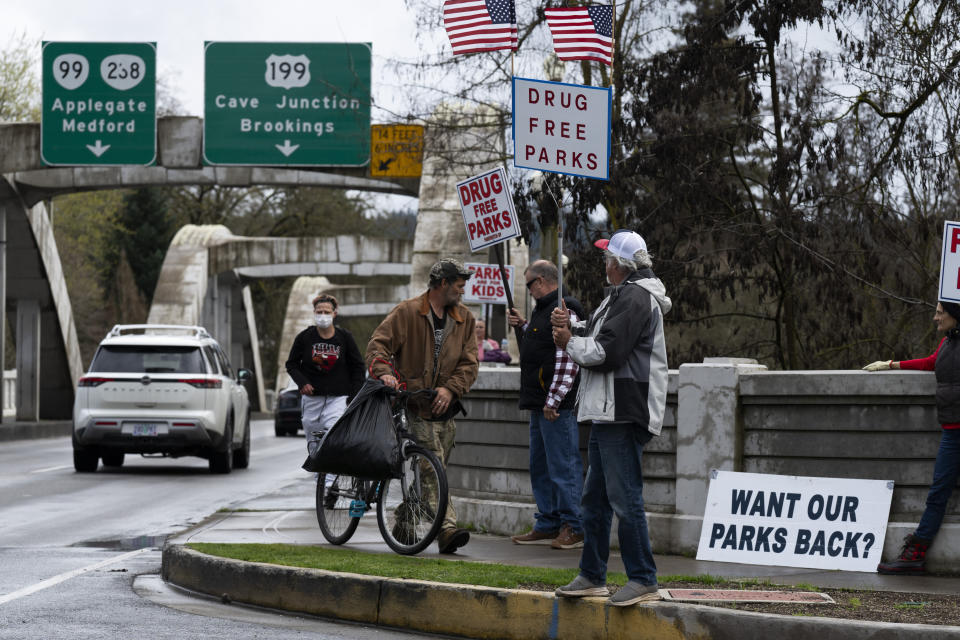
[{"left": 163, "top": 545, "right": 951, "bottom": 640}]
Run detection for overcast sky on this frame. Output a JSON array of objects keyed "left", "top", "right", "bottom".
[{"left": 6, "top": 0, "right": 429, "bottom": 118}]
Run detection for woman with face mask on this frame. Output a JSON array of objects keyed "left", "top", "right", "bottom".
[{"left": 285, "top": 294, "right": 365, "bottom": 457}]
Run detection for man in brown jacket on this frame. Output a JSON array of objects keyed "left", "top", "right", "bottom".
[{"left": 366, "top": 258, "right": 480, "bottom": 553}]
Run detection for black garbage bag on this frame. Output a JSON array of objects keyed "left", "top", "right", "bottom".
[{"left": 302, "top": 377, "right": 401, "bottom": 480}]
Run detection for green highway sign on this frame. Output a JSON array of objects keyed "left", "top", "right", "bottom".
[
  {"left": 41, "top": 41, "right": 157, "bottom": 166},
  {"left": 203, "top": 42, "right": 371, "bottom": 167}
]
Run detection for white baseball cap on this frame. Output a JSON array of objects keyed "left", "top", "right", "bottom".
[{"left": 594, "top": 230, "right": 647, "bottom": 260}]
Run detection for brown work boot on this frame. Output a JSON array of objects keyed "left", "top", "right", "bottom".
[
  {"left": 550, "top": 524, "right": 584, "bottom": 550},
  {"left": 511, "top": 529, "right": 559, "bottom": 545},
  {"left": 437, "top": 527, "right": 470, "bottom": 554},
  {"left": 877, "top": 533, "right": 931, "bottom": 575}
]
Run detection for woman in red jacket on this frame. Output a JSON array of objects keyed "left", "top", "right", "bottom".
[{"left": 863, "top": 301, "right": 960, "bottom": 575}]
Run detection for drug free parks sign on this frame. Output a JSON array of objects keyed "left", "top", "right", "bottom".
[
  {"left": 513, "top": 77, "right": 611, "bottom": 180},
  {"left": 457, "top": 167, "right": 521, "bottom": 252}
]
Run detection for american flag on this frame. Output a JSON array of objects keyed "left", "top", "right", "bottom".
[
  {"left": 544, "top": 5, "right": 614, "bottom": 66},
  {"left": 443, "top": 0, "right": 518, "bottom": 55}
]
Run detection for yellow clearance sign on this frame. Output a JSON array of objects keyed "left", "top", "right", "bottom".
[{"left": 370, "top": 124, "right": 424, "bottom": 177}]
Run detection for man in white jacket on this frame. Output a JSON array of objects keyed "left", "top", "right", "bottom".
[{"left": 550, "top": 229, "right": 672, "bottom": 607}]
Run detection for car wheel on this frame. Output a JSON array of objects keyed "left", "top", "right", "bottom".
[
  {"left": 209, "top": 416, "right": 234, "bottom": 474},
  {"left": 274, "top": 421, "right": 285, "bottom": 437},
  {"left": 101, "top": 451, "right": 124, "bottom": 467},
  {"left": 73, "top": 447, "right": 99, "bottom": 472},
  {"left": 233, "top": 412, "right": 251, "bottom": 469}
]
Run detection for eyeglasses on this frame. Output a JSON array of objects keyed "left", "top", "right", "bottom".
[{"left": 525, "top": 277, "right": 541, "bottom": 290}]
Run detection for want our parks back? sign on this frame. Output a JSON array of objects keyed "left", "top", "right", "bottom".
[{"left": 697, "top": 470, "right": 893, "bottom": 572}]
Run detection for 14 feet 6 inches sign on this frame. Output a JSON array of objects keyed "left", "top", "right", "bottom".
[{"left": 42, "top": 42, "right": 156, "bottom": 166}]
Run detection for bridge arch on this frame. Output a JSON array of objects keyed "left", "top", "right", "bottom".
[{"left": 0, "top": 117, "right": 418, "bottom": 420}]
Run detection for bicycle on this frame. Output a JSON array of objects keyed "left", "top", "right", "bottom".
[{"left": 314, "top": 387, "right": 449, "bottom": 555}]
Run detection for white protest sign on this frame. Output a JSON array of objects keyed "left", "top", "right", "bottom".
[
  {"left": 463, "top": 263, "right": 515, "bottom": 305},
  {"left": 456, "top": 167, "right": 521, "bottom": 252},
  {"left": 697, "top": 470, "right": 893, "bottom": 572},
  {"left": 512, "top": 76, "right": 611, "bottom": 180},
  {"left": 939, "top": 220, "right": 960, "bottom": 303}
]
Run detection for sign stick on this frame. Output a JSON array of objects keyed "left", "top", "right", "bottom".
[
  {"left": 557, "top": 207, "right": 563, "bottom": 307},
  {"left": 495, "top": 243, "right": 523, "bottom": 343},
  {"left": 543, "top": 177, "right": 565, "bottom": 309}
]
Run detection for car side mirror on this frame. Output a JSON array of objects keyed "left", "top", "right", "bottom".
[{"left": 238, "top": 368, "right": 252, "bottom": 381}]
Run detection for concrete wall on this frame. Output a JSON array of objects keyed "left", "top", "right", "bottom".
[
  {"left": 453, "top": 364, "right": 960, "bottom": 572},
  {"left": 452, "top": 366, "right": 679, "bottom": 540}
]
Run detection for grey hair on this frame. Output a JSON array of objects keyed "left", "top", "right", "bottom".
[
  {"left": 525, "top": 260, "right": 558, "bottom": 283},
  {"left": 604, "top": 249, "right": 652, "bottom": 271}
]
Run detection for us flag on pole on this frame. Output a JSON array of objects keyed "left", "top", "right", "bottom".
[
  {"left": 544, "top": 5, "right": 614, "bottom": 66},
  {"left": 443, "top": 0, "right": 518, "bottom": 55}
]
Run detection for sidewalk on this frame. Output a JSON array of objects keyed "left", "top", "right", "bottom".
[{"left": 162, "top": 476, "right": 960, "bottom": 639}]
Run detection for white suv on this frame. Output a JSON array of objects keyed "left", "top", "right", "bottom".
[{"left": 72, "top": 324, "right": 251, "bottom": 474}]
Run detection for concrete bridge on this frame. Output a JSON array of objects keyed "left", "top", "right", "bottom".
[
  {"left": 148, "top": 224, "right": 412, "bottom": 411},
  {"left": 0, "top": 108, "right": 529, "bottom": 421},
  {"left": 0, "top": 117, "right": 420, "bottom": 420}
]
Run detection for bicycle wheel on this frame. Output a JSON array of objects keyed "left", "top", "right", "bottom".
[
  {"left": 316, "top": 473, "right": 363, "bottom": 545},
  {"left": 377, "top": 443, "right": 448, "bottom": 555}
]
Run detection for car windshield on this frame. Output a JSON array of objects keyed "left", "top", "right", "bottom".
[{"left": 89, "top": 346, "right": 206, "bottom": 374}]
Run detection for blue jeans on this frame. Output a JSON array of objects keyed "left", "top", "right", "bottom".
[
  {"left": 579, "top": 423, "right": 657, "bottom": 586},
  {"left": 529, "top": 409, "right": 583, "bottom": 533},
  {"left": 915, "top": 428, "right": 960, "bottom": 541}
]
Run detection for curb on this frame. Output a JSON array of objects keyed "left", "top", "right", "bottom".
[{"left": 161, "top": 544, "right": 960, "bottom": 640}]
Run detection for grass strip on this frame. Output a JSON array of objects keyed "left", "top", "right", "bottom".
[
  {"left": 188, "top": 542, "right": 626, "bottom": 589},
  {"left": 187, "top": 543, "right": 785, "bottom": 592}
]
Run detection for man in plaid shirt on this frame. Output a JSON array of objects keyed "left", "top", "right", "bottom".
[{"left": 508, "top": 260, "right": 587, "bottom": 550}]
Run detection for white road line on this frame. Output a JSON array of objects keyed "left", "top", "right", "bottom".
[
  {"left": 29, "top": 465, "right": 73, "bottom": 474},
  {"left": 0, "top": 548, "right": 151, "bottom": 605}
]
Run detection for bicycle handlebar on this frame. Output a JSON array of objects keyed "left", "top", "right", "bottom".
[{"left": 387, "top": 387, "right": 437, "bottom": 402}]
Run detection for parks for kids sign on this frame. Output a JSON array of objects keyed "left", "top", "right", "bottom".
[
  {"left": 456, "top": 167, "right": 521, "bottom": 252},
  {"left": 512, "top": 77, "right": 611, "bottom": 180},
  {"left": 697, "top": 470, "right": 893, "bottom": 572},
  {"left": 463, "top": 263, "right": 515, "bottom": 305},
  {"left": 939, "top": 220, "right": 960, "bottom": 303}
]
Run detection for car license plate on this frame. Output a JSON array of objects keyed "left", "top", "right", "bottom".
[{"left": 131, "top": 423, "right": 160, "bottom": 436}]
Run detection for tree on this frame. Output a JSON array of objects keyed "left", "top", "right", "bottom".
[
  {"left": 117, "top": 187, "right": 175, "bottom": 304},
  {"left": 51, "top": 191, "right": 126, "bottom": 364},
  {"left": 0, "top": 31, "right": 40, "bottom": 122}
]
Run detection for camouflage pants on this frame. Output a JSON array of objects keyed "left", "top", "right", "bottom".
[{"left": 407, "top": 413, "right": 457, "bottom": 531}]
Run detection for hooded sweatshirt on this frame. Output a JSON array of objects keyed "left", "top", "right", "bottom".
[{"left": 565, "top": 268, "right": 672, "bottom": 433}]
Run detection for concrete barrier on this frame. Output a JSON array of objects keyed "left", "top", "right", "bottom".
[{"left": 458, "top": 363, "right": 960, "bottom": 571}]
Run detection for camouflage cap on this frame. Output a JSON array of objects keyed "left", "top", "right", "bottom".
[{"left": 429, "top": 258, "right": 473, "bottom": 281}]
